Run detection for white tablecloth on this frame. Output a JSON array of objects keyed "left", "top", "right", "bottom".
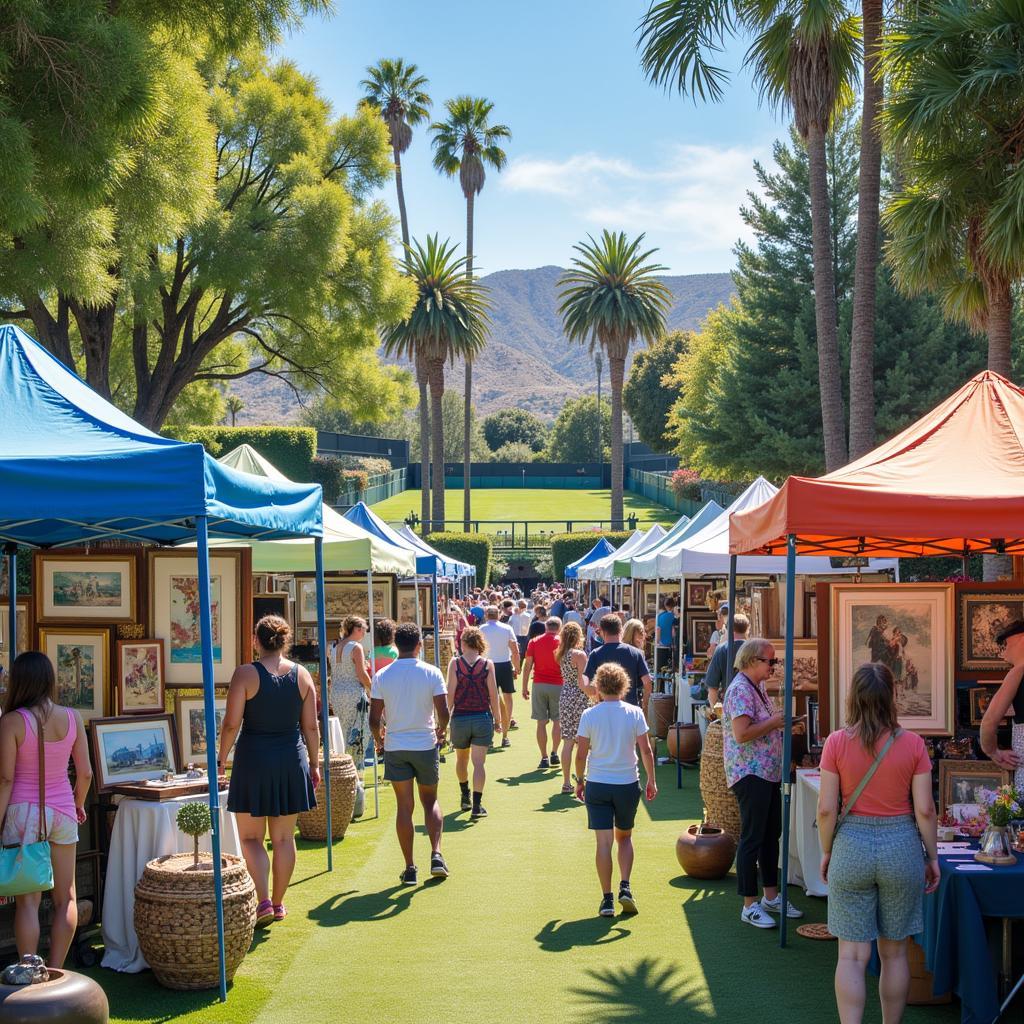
[
  {"left": 101, "top": 791, "right": 240, "bottom": 973},
  {"left": 788, "top": 769, "right": 828, "bottom": 897},
  {"left": 327, "top": 715, "right": 345, "bottom": 756}
]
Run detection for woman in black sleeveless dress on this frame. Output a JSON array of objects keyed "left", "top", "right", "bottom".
[{"left": 219, "top": 615, "right": 320, "bottom": 927}]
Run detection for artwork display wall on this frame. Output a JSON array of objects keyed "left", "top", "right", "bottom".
[{"left": 296, "top": 576, "right": 393, "bottom": 626}]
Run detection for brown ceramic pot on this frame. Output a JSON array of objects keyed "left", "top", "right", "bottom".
[
  {"left": 676, "top": 823, "right": 737, "bottom": 880},
  {"left": 666, "top": 723, "right": 702, "bottom": 763},
  {"left": 0, "top": 969, "right": 108, "bottom": 1024},
  {"left": 648, "top": 693, "right": 675, "bottom": 739}
]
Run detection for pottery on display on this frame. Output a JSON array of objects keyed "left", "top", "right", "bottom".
[{"left": 676, "top": 823, "right": 737, "bottom": 880}]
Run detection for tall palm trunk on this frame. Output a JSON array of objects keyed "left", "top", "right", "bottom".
[
  {"left": 986, "top": 278, "right": 1013, "bottom": 378},
  {"left": 806, "top": 123, "right": 848, "bottom": 472},
  {"left": 608, "top": 352, "right": 626, "bottom": 529},
  {"left": 415, "top": 353, "right": 431, "bottom": 528},
  {"left": 463, "top": 190, "right": 475, "bottom": 531},
  {"left": 848, "top": 0, "right": 884, "bottom": 461},
  {"left": 394, "top": 145, "right": 411, "bottom": 248},
  {"left": 428, "top": 360, "right": 446, "bottom": 530}
]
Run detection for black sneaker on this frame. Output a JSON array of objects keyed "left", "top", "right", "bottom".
[
  {"left": 471, "top": 805, "right": 488, "bottom": 819},
  {"left": 399, "top": 865, "right": 417, "bottom": 886},
  {"left": 598, "top": 894, "right": 615, "bottom": 917},
  {"left": 618, "top": 884, "right": 638, "bottom": 914},
  {"left": 549, "top": 752, "right": 561, "bottom": 767},
  {"left": 430, "top": 852, "right": 449, "bottom": 878},
  {"left": 460, "top": 792, "right": 471, "bottom": 811},
  {"left": 538, "top": 757, "right": 550, "bottom": 770}
]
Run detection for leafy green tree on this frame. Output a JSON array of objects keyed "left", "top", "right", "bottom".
[
  {"left": 430, "top": 96, "right": 510, "bottom": 529},
  {"left": 487, "top": 440, "right": 539, "bottom": 463},
  {"left": 383, "top": 235, "right": 489, "bottom": 529},
  {"left": 482, "top": 408, "right": 548, "bottom": 453},
  {"left": 361, "top": 58, "right": 432, "bottom": 527},
  {"left": 545, "top": 396, "right": 611, "bottom": 464},
  {"left": 623, "top": 330, "right": 690, "bottom": 452},
  {"left": 558, "top": 231, "right": 671, "bottom": 526},
  {"left": 225, "top": 395, "right": 245, "bottom": 427}
]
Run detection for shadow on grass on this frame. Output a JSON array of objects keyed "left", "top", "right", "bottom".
[
  {"left": 535, "top": 917, "right": 631, "bottom": 952},
  {"left": 496, "top": 770, "right": 552, "bottom": 787},
  {"left": 308, "top": 883, "right": 431, "bottom": 927},
  {"left": 535, "top": 791, "right": 583, "bottom": 814},
  {"left": 570, "top": 957, "right": 712, "bottom": 1022}
]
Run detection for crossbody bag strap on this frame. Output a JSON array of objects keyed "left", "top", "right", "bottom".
[
  {"left": 835, "top": 727, "right": 901, "bottom": 835},
  {"left": 34, "top": 709, "right": 47, "bottom": 843}
]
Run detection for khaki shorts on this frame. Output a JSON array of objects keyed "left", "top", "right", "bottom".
[
  {"left": 531, "top": 683, "right": 562, "bottom": 722},
  {"left": 383, "top": 748, "right": 440, "bottom": 786}
]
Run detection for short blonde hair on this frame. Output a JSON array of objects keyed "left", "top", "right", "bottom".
[
  {"left": 734, "top": 637, "right": 773, "bottom": 672},
  {"left": 594, "top": 663, "right": 630, "bottom": 698}
]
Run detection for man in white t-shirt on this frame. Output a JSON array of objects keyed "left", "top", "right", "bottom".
[
  {"left": 509, "top": 600, "right": 532, "bottom": 655},
  {"left": 574, "top": 662, "right": 657, "bottom": 918},
  {"left": 479, "top": 605, "right": 521, "bottom": 748},
  {"left": 370, "top": 623, "right": 451, "bottom": 886}
]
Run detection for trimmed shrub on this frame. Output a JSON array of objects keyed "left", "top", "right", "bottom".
[
  {"left": 163, "top": 426, "right": 317, "bottom": 482},
  {"left": 425, "top": 533, "right": 492, "bottom": 586},
  {"left": 670, "top": 468, "right": 702, "bottom": 502},
  {"left": 309, "top": 456, "right": 345, "bottom": 505},
  {"left": 550, "top": 532, "right": 634, "bottom": 581}
]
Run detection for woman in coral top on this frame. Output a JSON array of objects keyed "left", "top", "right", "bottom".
[
  {"left": 817, "top": 662, "right": 940, "bottom": 1024},
  {"left": 0, "top": 652, "right": 92, "bottom": 966}
]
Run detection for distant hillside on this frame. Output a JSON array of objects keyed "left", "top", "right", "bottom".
[{"left": 230, "top": 266, "right": 734, "bottom": 424}]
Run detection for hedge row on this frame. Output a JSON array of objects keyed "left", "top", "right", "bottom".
[
  {"left": 162, "top": 426, "right": 317, "bottom": 482},
  {"left": 425, "top": 533, "right": 492, "bottom": 586},
  {"left": 550, "top": 532, "right": 634, "bottom": 581},
  {"left": 308, "top": 457, "right": 373, "bottom": 505}
]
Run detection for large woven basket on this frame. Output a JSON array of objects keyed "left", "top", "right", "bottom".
[
  {"left": 134, "top": 853, "right": 255, "bottom": 990},
  {"left": 699, "top": 720, "right": 742, "bottom": 841},
  {"left": 297, "top": 754, "right": 358, "bottom": 841}
]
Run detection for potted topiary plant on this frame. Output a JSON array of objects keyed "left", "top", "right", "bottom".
[{"left": 133, "top": 801, "right": 256, "bottom": 990}]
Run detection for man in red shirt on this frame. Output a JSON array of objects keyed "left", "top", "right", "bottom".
[{"left": 522, "top": 616, "right": 563, "bottom": 770}]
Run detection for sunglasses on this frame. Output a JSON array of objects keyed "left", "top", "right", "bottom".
[{"left": 755, "top": 656, "right": 781, "bottom": 667}]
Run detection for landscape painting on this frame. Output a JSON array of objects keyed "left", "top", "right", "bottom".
[
  {"left": 767, "top": 639, "right": 819, "bottom": 692},
  {"left": 36, "top": 555, "right": 135, "bottom": 622},
  {"left": 298, "top": 577, "right": 392, "bottom": 624},
  {"left": 831, "top": 584, "right": 953, "bottom": 734},
  {"left": 40, "top": 628, "right": 108, "bottom": 721},
  {"left": 90, "top": 715, "right": 178, "bottom": 791},
  {"left": 956, "top": 587, "right": 1024, "bottom": 677},
  {"left": 396, "top": 585, "right": 433, "bottom": 628},
  {"left": 175, "top": 696, "right": 232, "bottom": 766}
]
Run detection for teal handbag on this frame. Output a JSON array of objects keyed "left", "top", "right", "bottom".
[{"left": 0, "top": 709, "right": 54, "bottom": 897}]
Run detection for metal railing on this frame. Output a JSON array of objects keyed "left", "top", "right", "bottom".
[
  {"left": 385, "top": 517, "right": 643, "bottom": 550},
  {"left": 625, "top": 468, "right": 703, "bottom": 517}
]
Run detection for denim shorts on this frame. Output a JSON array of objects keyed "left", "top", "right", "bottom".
[
  {"left": 827, "top": 814, "right": 925, "bottom": 942},
  {"left": 450, "top": 712, "right": 494, "bottom": 749}
]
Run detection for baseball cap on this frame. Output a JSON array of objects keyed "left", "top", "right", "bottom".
[{"left": 718, "top": 602, "right": 730, "bottom": 615}]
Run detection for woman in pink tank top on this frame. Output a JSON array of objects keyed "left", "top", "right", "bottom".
[{"left": 0, "top": 652, "right": 92, "bottom": 967}]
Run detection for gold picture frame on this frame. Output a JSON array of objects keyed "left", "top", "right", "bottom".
[
  {"left": 938, "top": 758, "right": 1010, "bottom": 819},
  {"left": 35, "top": 553, "right": 137, "bottom": 624},
  {"left": 39, "top": 626, "right": 110, "bottom": 722}
]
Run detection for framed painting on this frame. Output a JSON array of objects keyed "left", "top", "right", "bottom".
[
  {"left": 148, "top": 550, "right": 242, "bottom": 687},
  {"left": 804, "top": 591, "right": 818, "bottom": 639},
  {"left": 955, "top": 584, "right": 1024, "bottom": 679},
  {"left": 89, "top": 714, "right": 179, "bottom": 793},
  {"left": 396, "top": 584, "right": 433, "bottom": 628},
  {"left": 0, "top": 599, "right": 32, "bottom": 677},
  {"left": 830, "top": 583, "right": 954, "bottom": 735},
  {"left": 174, "top": 695, "right": 233, "bottom": 767},
  {"left": 968, "top": 685, "right": 1012, "bottom": 726},
  {"left": 685, "top": 580, "right": 714, "bottom": 611},
  {"left": 938, "top": 759, "right": 1010, "bottom": 820},
  {"left": 39, "top": 627, "right": 109, "bottom": 722},
  {"left": 116, "top": 639, "right": 165, "bottom": 715},
  {"left": 688, "top": 615, "right": 717, "bottom": 656},
  {"left": 35, "top": 553, "right": 136, "bottom": 623},
  {"left": 253, "top": 593, "right": 289, "bottom": 625},
  {"left": 639, "top": 583, "right": 660, "bottom": 618},
  {"left": 806, "top": 698, "right": 821, "bottom": 751},
  {"left": 296, "top": 575, "right": 393, "bottom": 625},
  {"left": 767, "top": 639, "right": 820, "bottom": 693}
]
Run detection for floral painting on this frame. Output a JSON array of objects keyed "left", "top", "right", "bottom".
[
  {"left": 117, "top": 640, "right": 164, "bottom": 714},
  {"left": 956, "top": 587, "right": 1024, "bottom": 677},
  {"left": 169, "top": 575, "right": 222, "bottom": 664}
]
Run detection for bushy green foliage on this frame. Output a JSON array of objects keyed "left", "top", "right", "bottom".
[
  {"left": 482, "top": 408, "right": 548, "bottom": 452},
  {"left": 550, "top": 532, "right": 633, "bottom": 581},
  {"left": 623, "top": 331, "right": 691, "bottom": 452},
  {"left": 425, "top": 533, "right": 492, "bottom": 586},
  {"left": 487, "top": 441, "right": 540, "bottom": 463},
  {"left": 545, "top": 396, "right": 610, "bottom": 462},
  {"left": 163, "top": 426, "right": 317, "bottom": 481},
  {"left": 176, "top": 801, "right": 212, "bottom": 869}
]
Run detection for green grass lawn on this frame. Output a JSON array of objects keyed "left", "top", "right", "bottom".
[
  {"left": 88, "top": 737, "right": 962, "bottom": 1024},
  {"left": 369, "top": 488, "right": 678, "bottom": 532}
]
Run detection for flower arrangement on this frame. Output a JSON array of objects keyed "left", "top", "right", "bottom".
[{"left": 976, "top": 785, "right": 1024, "bottom": 827}]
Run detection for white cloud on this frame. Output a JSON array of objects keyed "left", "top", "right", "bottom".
[{"left": 501, "top": 142, "right": 771, "bottom": 263}]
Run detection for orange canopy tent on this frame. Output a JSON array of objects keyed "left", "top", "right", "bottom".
[{"left": 730, "top": 371, "right": 1024, "bottom": 558}]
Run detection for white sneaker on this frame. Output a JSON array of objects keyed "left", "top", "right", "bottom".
[
  {"left": 760, "top": 895, "right": 804, "bottom": 919},
  {"left": 741, "top": 904, "right": 777, "bottom": 929}
]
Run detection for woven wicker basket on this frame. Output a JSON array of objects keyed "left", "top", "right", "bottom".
[
  {"left": 134, "top": 853, "right": 255, "bottom": 991},
  {"left": 297, "top": 754, "right": 358, "bottom": 841},
  {"left": 699, "top": 720, "right": 742, "bottom": 841}
]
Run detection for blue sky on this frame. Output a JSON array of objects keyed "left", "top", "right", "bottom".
[{"left": 279, "top": 1, "right": 791, "bottom": 276}]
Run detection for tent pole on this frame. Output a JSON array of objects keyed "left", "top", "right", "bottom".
[
  {"left": 654, "top": 576, "right": 661, "bottom": 677},
  {"left": 432, "top": 572, "right": 440, "bottom": 668},
  {"left": 414, "top": 575, "right": 421, "bottom": 628},
  {"left": 779, "top": 534, "right": 797, "bottom": 949},
  {"left": 314, "top": 538, "right": 332, "bottom": 871},
  {"left": 197, "top": 517, "right": 227, "bottom": 1002},
  {"left": 367, "top": 569, "right": 379, "bottom": 819},
  {"left": 5, "top": 543, "right": 16, "bottom": 663},
  {"left": 727, "top": 556, "right": 736, "bottom": 658}
]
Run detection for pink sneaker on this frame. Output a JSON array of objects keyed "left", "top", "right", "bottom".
[
  {"left": 255, "top": 899, "right": 274, "bottom": 927},
  {"left": 272, "top": 903, "right": 287, "bottom": 922}
]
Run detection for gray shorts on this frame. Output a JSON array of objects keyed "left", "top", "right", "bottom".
[
  {"left": 827, "top": 814, "right": 925, "bottom": 942},
  {"left": 450, "top": 712, "right": 494, "bottom": 749},
  {"left": 383, "top": 748, "right": 440, "bottom": 786},
  {"left": 531, "top": 683, "right": 562, "bottom": 722}
]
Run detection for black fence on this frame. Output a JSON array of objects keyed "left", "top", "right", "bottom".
[{"left": 316, "top": 431, "right": 409, "bottom": 467}]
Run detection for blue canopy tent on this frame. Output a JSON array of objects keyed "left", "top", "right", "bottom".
[
  {"left": 0, "top": 325, "right": 325, "bottom": 1001},
  {"left": 564, "top": 537, "right": 617, "bottom": 584}
]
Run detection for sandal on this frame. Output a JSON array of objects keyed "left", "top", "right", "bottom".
[
  {"left": 272, "top": 903, "right": 287, "bottom": 922},
  {"left": 561, "top": 783, "right": 574, "bottom": 794},
  {"left": 255, "top": 899, "right": 274, "bottom": 927}
]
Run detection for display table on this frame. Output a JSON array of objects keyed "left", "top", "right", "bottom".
[
  {"left": 788, "top": 769, "right": 828, "bottom": 897},
  {"left": 101, "top": 790, "right": 240, "bottom": 973},
  {"left": 327, "top": 715, "right": 345, "bottom": 756}
]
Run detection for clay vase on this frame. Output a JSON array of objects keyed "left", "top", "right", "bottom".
[
  {"left": 676, "top": 823, "right": 737, "bottom": 880},
  {"left": 666, "top": 723, "right": 702, "bottom": 763},
  {"left": 0, "top": 970, "right": 108, "bottom": 1023},
  {"left": 648, "top": 693, "right": 674, "bottom": 739}
]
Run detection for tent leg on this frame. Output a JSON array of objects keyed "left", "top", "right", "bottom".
[
  {"left": 413, "top": 575, "right": 421, "bottom": 628},
  {"left": 366, "top": 570, "right": 376, "bottom": 776},
  {"left": 197, "top": 517, "right": 227, "bottom": 1002},
  {"left": 654, "top": 576, "right": 661, "bottom": 678},
  {"left": 727, "top": 556, "right": 736, "bottom": 649},
  {"left": 432, "top": 573, "right": 440, "bottom": 668},
  {"left": 315, "top": 539, "right": 332, "bottom": 871},
  {"left": 5, "top": 544, "right": 17, "bottom": 664},
  {"left": 372, "top": 741, "right": 380, "bottom": 819},
  {"left": 779, "top": 535, "right": 797, "bottom": 949}
]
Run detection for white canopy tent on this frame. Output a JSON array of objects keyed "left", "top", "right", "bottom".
[{"left": 577, "top": 527, "right": 654, "bottom": 581}]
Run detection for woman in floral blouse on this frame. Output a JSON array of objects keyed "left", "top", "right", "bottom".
[{"left": 722, "top": 638, "right": 804, "bottom": 929}]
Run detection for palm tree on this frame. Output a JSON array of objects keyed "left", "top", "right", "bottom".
[
  {"left": 558, "top": 231, "right": 671, "bottom": 528},
  {"left": 430, "top": 96, "right": 511, "bottom": 530},
  {"left": 225, "top": 395, "right": 244, "bottom": 427},
  {"left": 361, "top": 58, "right": 433, "bottom": 528},
  {"left": 382, "top": 236, "right": 490, "bottom": 530},
  {"left": 638, "top": 0, "right": 859, "bottom": 472}
]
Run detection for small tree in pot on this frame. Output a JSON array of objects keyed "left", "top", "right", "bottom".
[{"left": 177, "top": 803, "right": 211, "bottom": 869}]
